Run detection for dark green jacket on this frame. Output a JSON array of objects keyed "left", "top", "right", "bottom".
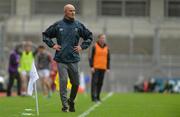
[{"left": 43, "top": 18, "right": 93, "bottom": 63}]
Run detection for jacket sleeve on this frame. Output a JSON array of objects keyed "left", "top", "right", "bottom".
[
  {"left": 107, "top": 48, "right": 110, "bottom": 69},
  {"left": 90, "top": 46, "right": 95, "bottom": 68},
  {"left": 79, "top": 23, "right": 93, "bottom": 50},
  {"left": 42, "top": 22, "right": 58, "bottom": 48}
]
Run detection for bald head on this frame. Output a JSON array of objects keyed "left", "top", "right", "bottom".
[
  {"left": 64, "top": 4, "right": 75, "bottom": 12},
  {"left": 64, "top": 4, "right": 76, "bottom": 20}
]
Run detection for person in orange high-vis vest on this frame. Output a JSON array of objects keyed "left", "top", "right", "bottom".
[{"left": 89, "top": 34, "right": 110, "bottom": 102}]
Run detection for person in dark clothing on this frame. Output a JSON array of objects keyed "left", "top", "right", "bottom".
[
  {"left": 42, "top": 4, "right": 93, "bottom": 112},
  {"left": 90, "top": 34, "right": 110, "bottom": 102},
  {"left": 7, "top": 47, "right": 21, "bottom": 96}
]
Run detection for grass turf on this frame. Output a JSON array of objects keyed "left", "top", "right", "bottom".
[{"left": 0, "top": 93, "right": 180, "bottom": 117}]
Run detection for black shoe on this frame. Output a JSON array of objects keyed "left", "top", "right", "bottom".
[
  {"left": 92, "top": 97, "right": 97, "bottom": 102},
  {"left": 97, "top": 98, "right": 101, "bottom": 102},
  {"left": 92, "top": 99, "right": 99, "bottom": 103},
  {"left": 92, "top": 99, "right": 96, "bottom": 102},
  {"left": 68, "top": 99, "right": 75, "bottom": 112},
  {"left": 62, "top": 107, "right": 68, "bottom": 112}
]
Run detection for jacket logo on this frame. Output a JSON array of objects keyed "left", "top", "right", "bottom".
[
  {"left": 75, "top": 28, "right": 78, "bottom": 32},
  {"left": 59, "top": 28, "right": 63, "bottom": 31}
]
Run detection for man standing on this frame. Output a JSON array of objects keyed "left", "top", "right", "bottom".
[
  {"left": 90, "top": 34, "right": 110, "bottom": 102},
  {"left": 42, "top": 4, "right": 93, "bottom": 112},
  {"left": 7, "top": 46, "right": 21, "bottom": 96}
]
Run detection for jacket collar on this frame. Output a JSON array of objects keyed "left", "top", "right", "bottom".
[{"left": 63, "top": 17, "right": 75, "bottom": 24}]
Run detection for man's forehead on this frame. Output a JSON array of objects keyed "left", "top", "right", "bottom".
[{"left": 64, "top": 4, "right": 75, "bottom": 11}]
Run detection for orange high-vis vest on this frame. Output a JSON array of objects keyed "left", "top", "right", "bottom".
[{"left": 93, "top": 43, "right": 108, "bottom": 70}]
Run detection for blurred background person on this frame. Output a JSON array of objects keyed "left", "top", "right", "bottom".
[
  {"left": 37, "top": 45, "right": 52, "bottom": 98},
  {"left": 6, "top": 46, "right": 21, "bottom": 96},
  {"left": 90, "top": 34, "right": 110, "bottom": 102},
  {"left": 50, "top": 59, "right": 58, "bottom": 92},
  {"left": 18, "top": 41, "right": 37, "bottom": 96}
]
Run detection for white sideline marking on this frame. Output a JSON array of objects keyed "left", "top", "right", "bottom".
[
  {"left": 24, "top": 108, "right": 33, "bottom": 111},
  {"left": 21, "top": 108, "right": 35, "bottom": 116},
  {"left": 21, "top": 112, "right": 34, "bottom": 116},
  {"left": 78, "top": 92, "right": 113, "bottom": 117}
]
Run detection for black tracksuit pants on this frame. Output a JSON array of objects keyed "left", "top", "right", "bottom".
[
  {"left": 91, "top": 69, "right": 105, "bottom": 101},
  {"left": 7, "top": 72, "right": 21, "bottom": 96}
]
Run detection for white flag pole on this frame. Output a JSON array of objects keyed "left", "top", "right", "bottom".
[
  {"left": 27, "top": 61, "right": 40, "bottom": 115},
  {"left": 34, "top": 82, "right": 39, "bottom": 116}
]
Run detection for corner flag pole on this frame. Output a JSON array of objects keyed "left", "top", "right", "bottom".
[
  {"left": 34, "top": 82, "right": 39, "bottom": 116},
  {"left": 27, "top": 61, "right": 40, "bottom": 116}
]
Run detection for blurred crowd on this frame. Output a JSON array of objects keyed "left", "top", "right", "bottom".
[
  {"left": 6, "top": 40, "right": 57, "bottom": 97},
  {"left": 134, "top": 77, "right": 180, "bottom": 93}
]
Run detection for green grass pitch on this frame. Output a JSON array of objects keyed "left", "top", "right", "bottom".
[{"left": 0, "top": 93, "right": 180, "bottom": 117}]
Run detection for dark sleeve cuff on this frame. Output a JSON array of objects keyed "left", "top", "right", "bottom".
[
  {"left": 80, "top": 45, "right": 86, "bottom": 50},
  {"left": 42, "top": 33, "right": 55, "bottom": 48},
  {"left": 50, "top": 43, "right": 55, "bottom": 48}
]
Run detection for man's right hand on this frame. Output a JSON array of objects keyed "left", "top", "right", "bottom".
[
  {"left": 91, "top": 68, "right": 95, "bottom": 73},
  {"left": 52, "top": 44, "right": 61, "bottom": 51}
]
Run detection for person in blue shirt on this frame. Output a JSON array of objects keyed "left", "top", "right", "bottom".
[{"left": 43, "top": 4, "right": 93, "bottom": 112}]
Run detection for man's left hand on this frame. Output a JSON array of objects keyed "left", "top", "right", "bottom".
[{"left": 74, "top": 45, "right": 82, "bottom": 53}]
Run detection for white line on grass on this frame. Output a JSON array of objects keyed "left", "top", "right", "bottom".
[{"left": 78, "top": 92, "right": 113, "bottom": 117}]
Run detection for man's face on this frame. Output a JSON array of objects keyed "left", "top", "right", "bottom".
[
  {"left": 99, "top": 35, "right": 106, "bottom": 44},
  {"left": 38, "top": 48, "right": 45, "bottom": 53},
  {"left": 25, "top": 45, "right": 32, "bottom": 52},
  {"left": 64, "top": 5, "right": 76, "bottom": 19}
]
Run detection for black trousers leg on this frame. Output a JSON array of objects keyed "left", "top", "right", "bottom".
[
  {"left": 91, "top": 70, "right": 99, "bottom": 101},
  {"left": 15, "top": 73, "right": 21, "bottom": 96},
  {"left": 7, "top": 73, "right": 15, "bottom": 96},
  {"left": 97, "top": 70, "right": 105, "bottom": 100},
  {"left": 91, "top": 72, "right": 95, "bottom": 101}
]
